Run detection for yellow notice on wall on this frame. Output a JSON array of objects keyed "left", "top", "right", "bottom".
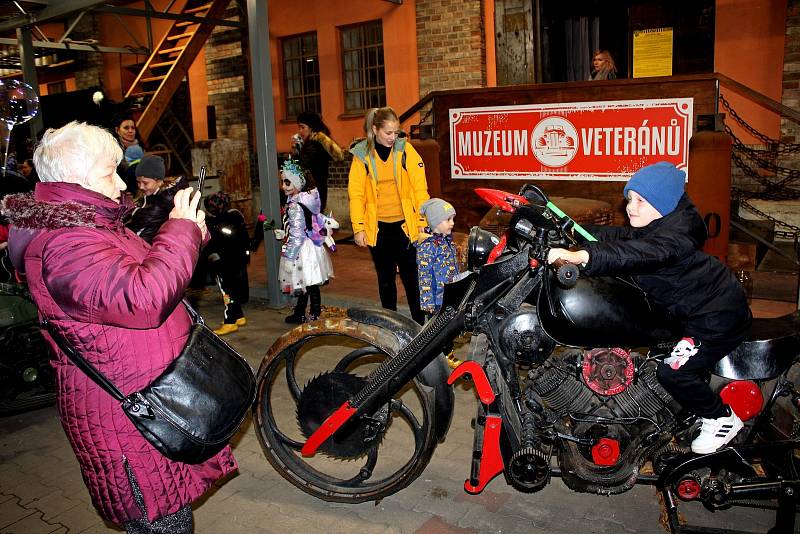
[{"left": 632, "top": 27, "right": 673, "bottom": 78}]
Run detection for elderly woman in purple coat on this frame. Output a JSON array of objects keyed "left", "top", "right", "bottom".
[{"left": 0, "top": 121, "right": 236, "bottom": 533}]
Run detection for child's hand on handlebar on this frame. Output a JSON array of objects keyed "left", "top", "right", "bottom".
[{"left": 547, "top": 248, "right": 589, "bottom": 266}]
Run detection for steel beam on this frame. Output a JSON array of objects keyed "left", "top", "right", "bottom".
[
  {"left": 0, "top": 0, "right": 108, "bottom": 33},
  {"left": 0, "top": 38, "right": 145, "bottom": 55},
  {"left": 15, "top": 26, "right": 43, "bottom": 139},
  {"left": 247, "top": 0, "right": 285, "bottom": 307},
  {"left": 92, "top": 5, "right": 244, "bottom": 28}
]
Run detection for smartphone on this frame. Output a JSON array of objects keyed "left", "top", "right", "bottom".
[
  {"left": 196, "top": 166, "right": 207, "bottom": 212},
  {"left": 197, "top": 166, "right": 207, "bottom": 196}
]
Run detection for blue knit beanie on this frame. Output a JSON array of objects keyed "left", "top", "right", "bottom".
[{"left": 623, "top": 162, "right": 686, "bottom": 216}]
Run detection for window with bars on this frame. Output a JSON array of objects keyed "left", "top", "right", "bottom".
[
  {"left": 341, "top": 21, "right": 385, "bottom": 114},
  {"left": 282, "top": 32, "right": 321, "bottom": 119}
]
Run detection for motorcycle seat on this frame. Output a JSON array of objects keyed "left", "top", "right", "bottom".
[{"left": 715, "top": 310, "right": 800, "bottom": 380}]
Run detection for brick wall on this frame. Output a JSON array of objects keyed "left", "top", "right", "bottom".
[
  {"left": 416, "top": 0, "right": 486, "bottom": 97},
  {"left": 782, "top": 0, "right": 800, "bottom": 146},
  {"left": 72, "top": 14, "right": 103, "bottom": 90},
  {"left": 328, "top": 156, "right": 353, "bottom": 189},
  {"left": 732, "top": 1, "right": 799, "bottom": 193},
  {"left": 204, "top": 0, "right": 255, "bottom": 185}
]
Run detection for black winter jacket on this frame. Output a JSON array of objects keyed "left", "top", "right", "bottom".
[
  {"left": 125, "top": 177, "right": 189, "bottom": 244},
  {"left": 582, "top": 194, "right": 751, "bottom": 342}
]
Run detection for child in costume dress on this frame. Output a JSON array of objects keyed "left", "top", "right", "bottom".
[{"left": 276, "top": 160, "right": 333, "bottom": 323}]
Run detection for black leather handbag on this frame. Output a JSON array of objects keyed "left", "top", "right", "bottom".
[{"left": 43, "top": 301, "right": 255, "bottom": 464}]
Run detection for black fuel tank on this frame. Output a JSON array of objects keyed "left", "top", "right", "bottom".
[{"left": 537, "top": 272, "right": 682, "bottom": 348}]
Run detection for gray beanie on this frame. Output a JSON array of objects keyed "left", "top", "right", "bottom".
[
  {"left": 420, "top": 198, "right": 456, "bottom": 230},
  {"left": 135, "top": 154, "right": 165, "bottom": 180}
]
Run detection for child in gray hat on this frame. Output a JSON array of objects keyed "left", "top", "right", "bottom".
[{"left": 416, "top": 198, "right": 459, "bottom": 317}]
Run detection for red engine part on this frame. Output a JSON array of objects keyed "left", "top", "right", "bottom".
[
  {"left": 474, "top": 188, "right": 528, "bottom": 213},
  {"left": 582, "top": 347, "right": 634, "bottom": 396},
  {"left": 719, "top": 380, "right": 764, "bottom": 421},
  {"left": 591, "top": 437, "right": 620, "bottom": 466},
  {"left": 676, "top": 476, "right": 702, "bottom": 500}
]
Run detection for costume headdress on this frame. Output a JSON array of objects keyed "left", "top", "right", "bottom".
[{"left": 281, "top": 159, "right": 306, "bottom": 190}]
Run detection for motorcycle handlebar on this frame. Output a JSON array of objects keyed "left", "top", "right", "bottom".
[{"left": 551, "top": 258, "right": 579, "bottom": 288}]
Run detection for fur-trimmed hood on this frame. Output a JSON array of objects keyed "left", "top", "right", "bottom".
[
  {"left": 0, "top": 181, "right": 132, "bottom": 274},
  {"left": 309, "top": 131, "right": 345, "bottom": 161}
]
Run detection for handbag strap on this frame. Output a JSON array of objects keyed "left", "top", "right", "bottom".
[
  {"left": 41, "top": 318, "right": 126, "bottom": 402},
  {"left": 40, "top": 299, "right": 202, "bottom": 403},
  {"left": 181, "top": 298, "right": 204, "bottom": 325}
]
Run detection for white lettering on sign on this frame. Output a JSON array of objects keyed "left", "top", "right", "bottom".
[
  {"left": 579, "top": 119, "right": 682, "bottom": 157},
  {"left": 457, "top": 130, "right": 529, "bottom": 157}
]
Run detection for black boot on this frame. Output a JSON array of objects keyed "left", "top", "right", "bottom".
[
  {"left": 307, "top": 286, "right": 321, "bottom": 321},
  {"left": 286, "top": 293, "right": 308, "bottom": 324},
  {"left": 284, "top": 313, "right": 306, "bottom": 324}
]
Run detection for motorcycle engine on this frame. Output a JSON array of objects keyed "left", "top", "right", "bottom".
[
  {"left": 498, "top": 305, "right": 555, "bottom": 365},
  {"left": 581, "top": 347, "right": 634, "bottom": 396},
  {"left": 526, "top": 350, "right": 676, "bottom": 492}
]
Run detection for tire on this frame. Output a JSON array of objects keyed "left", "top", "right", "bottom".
[
  {"left": 253, "top": 321, "right": 439, "bottom": 503},
  {"left": 0, "top": 320, "right": 55, "bottom": 417}
]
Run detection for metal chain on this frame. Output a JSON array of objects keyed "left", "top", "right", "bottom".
[
  {"left": 719, "top": 93, "right": 800, "bottom": 244},
  {"left": 720, "top": 93, "right": 800, "bottom": 154},
  {"left": 725, "top": 132, "right": 800, "bottom": 193},
  {"left": 730, "top": 148, "right": 800, "bottom": 197},
  {"left": 729, "top": 134, "right": 800, "bottom": 180},
  {"left": 419, "top": 105, "right": 434, "bottom": 125},
  {"left": 737, "top": 195, "right": 800, "bottom": 240}
]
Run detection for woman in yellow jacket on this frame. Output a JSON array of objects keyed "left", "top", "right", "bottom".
[{"left": 348, "top": 107, "right": 429, "bottom": 324}]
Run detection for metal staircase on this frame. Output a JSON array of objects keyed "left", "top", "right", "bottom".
[
  {"left": 125, "top": 0, "right": 230, "bottom": 143},
  {"left": 152, "top": 107, "right": 195, "bottom": 177}
]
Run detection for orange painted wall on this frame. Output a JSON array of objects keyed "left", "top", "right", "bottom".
[
  {"left": 715, "top": 0, "right": 787, "bottom": 143},
  {"left": 38, "top": 78, "right": 77, "bottom": 96},
  {"left": 187, "top": 48, "right": 208, "bottom": 140},
  {"left": 267, "top": 0, "right": 419, "bottom": 152},
  {"left": 97, "top": 0, "right": 187, "bottom": 100},
  {"left": 483, "top": 0, "right": 497, "bottom": 87}
]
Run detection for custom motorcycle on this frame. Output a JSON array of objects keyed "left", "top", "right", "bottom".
[
  {"left": 0, "top": 280, "right": 55, "bottom": 415},
  {"left": 254, "top": 185, "right": 800, "bottom": 534}
]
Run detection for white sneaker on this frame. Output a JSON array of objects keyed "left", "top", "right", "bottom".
[{"left": 691, "top": 410, "right": 744, "bottom": 454}]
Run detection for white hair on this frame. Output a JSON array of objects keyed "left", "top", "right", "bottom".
[{"left": 33, "top": 121, "right": 122, "bottom": 186}]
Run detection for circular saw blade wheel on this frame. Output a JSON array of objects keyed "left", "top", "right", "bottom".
[{"left": 297, "top": 371, "right": 385, "bottom": 458}]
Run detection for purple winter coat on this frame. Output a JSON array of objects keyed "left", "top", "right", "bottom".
[{"left": 0, "top": 182, "right": 237, "bottom": 525}]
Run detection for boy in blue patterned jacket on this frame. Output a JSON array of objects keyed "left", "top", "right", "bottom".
[{"left": 416, "top": 198, "right": 459, "bottom": 318}]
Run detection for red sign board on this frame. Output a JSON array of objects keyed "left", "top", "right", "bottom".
[{"left": 449, "top": 98, "right": 693, "bottom": 181}]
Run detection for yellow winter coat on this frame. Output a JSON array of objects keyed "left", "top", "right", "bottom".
[{"left": 348, "top": 136, "right": 430, "bottom": 246}]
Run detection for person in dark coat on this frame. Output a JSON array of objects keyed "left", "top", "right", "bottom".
[
  {"left": 124, "top": 155, "right": 189, "bottom": 244},
  {"left": 294, "top": 111, "right": 344, "bottom": 211},
  {"left": 0, "top": 121, "right": 236, "bottom": 533},
  {"left": 547, "top": 161, "right": 752, "bottom": 455},
  {"left": 204, "top": 191, "right": 251, "bottom": 335}
]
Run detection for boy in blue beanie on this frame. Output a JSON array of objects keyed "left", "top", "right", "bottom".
[{"left": 548, "top": 161, "right": 751, "bottom": 454}]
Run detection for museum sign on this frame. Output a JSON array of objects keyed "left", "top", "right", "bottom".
[{"left": 449, "top": 98, "right": 693, "bottom": 181}]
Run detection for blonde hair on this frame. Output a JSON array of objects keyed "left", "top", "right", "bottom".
[
  {"left": 364, "top": 106, "right": 399, "bottom": 153},
  {"left": 34, "top": 121, "right": 122, "bottom": 186},
  {"left": 592, "top": 49, "right": 617, "bottom": 74}
]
